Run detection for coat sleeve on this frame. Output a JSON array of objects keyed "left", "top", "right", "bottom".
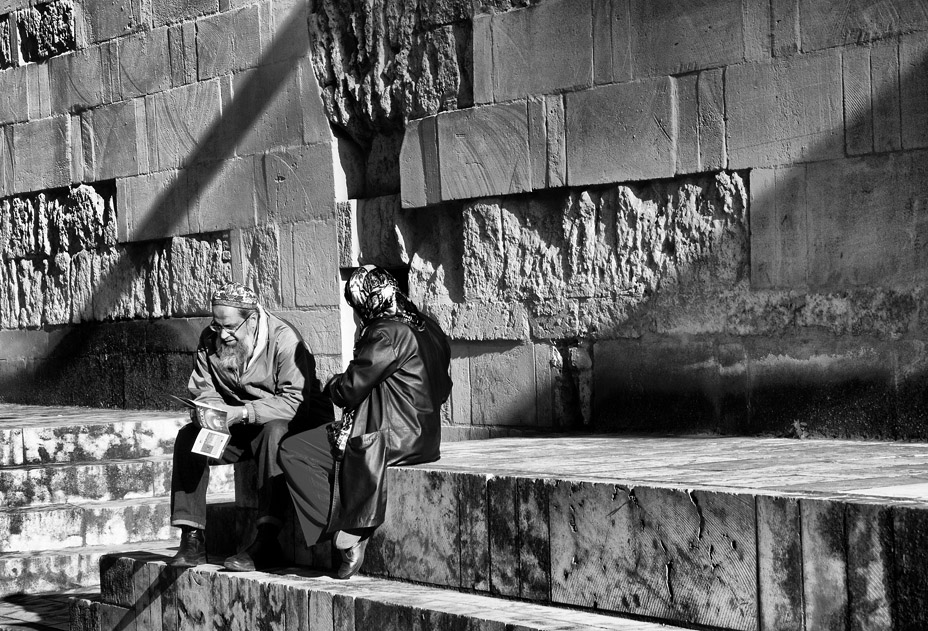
[
  {"left": 247, "top": 333, "right": 310, "bottom": 425},
  {"left": 327, "top": 328, "right": 400, "bottom": 411}
]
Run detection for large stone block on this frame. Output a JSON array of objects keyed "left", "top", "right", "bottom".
[
  {"left": 168, "top": 21, "right": 197, "bottom": 87},
  {"left": 48, "top": 46, "right": 106, "bottom": 114},
  {"left": 843, "top": 46, "right": 873, "bottom": 156},
  {"left": 146, "top": 80, "right": 222, "bottom": 171},
  {"left": 630, "top": 0, "right": 743, "bottom": 77},
  {"left": 799, "top": 0, "right": 928, "bottom": 51},
  {"left": 168, "top": 234, "right": 231, "bottom": 316},
  {"left": 801, "top": 499, "right": 847, "bottom": 631},
  {"left": 12, "top": 115, "right": 70, "bottom": 193},
  {"left": 115, "top": 26, "right": 171, "bottom": 100},
  {"left": 16, "top": 1, "right": 75, "bottom": 62},
  {"left": 226, "top": 59, "right": 306, "bottom": 157},
  {"left": 286, "top": 219, "right": 338, "bottom": 308},
  {"left": 258, "top": 0, "right": 310, "bottom": 66},
  {"left": 894, "top": 505, "right": 928, "bottom": 631},
  {"left": 771, "top": 0, "right": 800, "bottom": 56},
  {"left": 399, "top": 116, "right": 441, "bottom": 209},
  {"left": 482, "top": 0, "right": 591, "bottom": 103},
  {"left": 196, "top": 5, "right": 261, "bottom": 79},
  {"left": 750, "top": 166, "right": 809, "bottom": 289},
  {"left": 438, "top": 102, "right": 531, "bottom": 200},
  {"left": 192, "top": 156, "right": 259, "bottom": 233},
  {"left": 261, "top": 143, "right": 336, "bottom": 223},
  {"left": 0, "top": 125, "right": 12, "bottom": 197},
  {"left": 470, "top": 342, "right": 536, "bottom": 426},
  {"left": 82, "top": 99, "right": 145, "bottom": 181},
  {"left": 0, "top": 504, "right": 85, "bottom": 552},
  {"left": 566, "top": 77, "right": 675, "bottom": 186},
  {"left": 116, "top": 170, "right": 196, "bottom": 242},
  {"left": 152, "top": 0, "right": 217, "bottom": 28},
  {"left": 550, "top": 481, "right": 757, "bottom": 630},
  {"left": 846, "top": 501, "right": 893, "bottom": 631},
  {"left": 0, "top": 65, "right": 29, "bottom": 124},
  {"left": 273, "top": 309, "right": 341, "bottom": 356},
  {"left": 872, "top": 40, "right": 901, "bottom": 153},
  {"left": 592, "top": 0, "right": 631, "bottom": 84},
  {"left": 80, "top": 0, "right": 150, "bottom": 42},
  {"left": 806, "top": 154, "right": 914, "bottom": 289},
  {"left": 757, "top": 495, "right": 802, "bottom": 630},
  {"left": 544, "top": 94, "right": 566, "bottom": 187},
  {"left": 727, "top": 52, "right": 843, "bottom": 169},
  {"left": 593, "top": 338, "right": 722, "bottom": 433},
  {"left": 900, "top": 31, "right": 928, "bottom": 150}
]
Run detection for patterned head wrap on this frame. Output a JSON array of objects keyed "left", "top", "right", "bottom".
[
  {"left": 345, "top": 265, "right": 424, "bottom": 330},
  {"left": 211, "top": 282, "right": 259, "bottom": 309}
]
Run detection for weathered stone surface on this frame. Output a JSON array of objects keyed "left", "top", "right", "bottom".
[
  {"left": 169, "top": 234, "right": 231, "bottom": 316},
  {"left": 630, "top": 0, "right": 742, "bottom": 77},
  {"left": 566, "top": 77, "right": 675, "bottom": 186},
  {"left": 843, "top": 46, "right": 873, "bottom": 156},
  {"left": 0, "top": 65, "right": 29, "bottom": 124},
  {"left": 273, "top": 309, "right": 341, "bottom": 357},
  {"left": 16, "top": 1, "right": 74, "bottom": 62},
  {"left": 550, "top": 481, "right": 756, "bottom": 630},
  {"left": 771, "top": 0, "right": 800, "bottom": 57},
  {"left": 750, "top": 166, "right": 808, "bottom": 289},
  {"left": 847, "top": 501, "right": 893, "bottom": 631},
  {"left": 592, "top": 0, "right": 631, "bottom": 84},
  {"left": 47, "top": 45, "right": 105, "bottom": 114},
  {"left": 291, "top": 220, "right": 339, "bottom": 308},
  {"left": 757, "top": 495, "right": 802, "bottom": 630},
  {"left": 196, "top": 5, "right": 260, "bottom": 79},
  {"left": 482, "top": 0, "right": 591, "bottom": 103},
  {"left": 900, "top": 31, "right": 928, "bottom": 150},
  {"left": 0, "top": 503, "right": 84, "bottom": 551},
  {"left": 470, "top": 342, "right": 535, "bottom": 426},
  {"left": 146, "top": 80, "right": 222, "bottom": 171},
  {"left": 152, "top": 0, "right": 217, "bottom": 27},
  {"left": 117, "top": 170, "right": 195, "bottom": 242},
  {"left": 193, "top": 156, "right": 259, "bottom": 233},
  {"left": 81, "top": 99, "right": 144, "bottom": 180},
  {"left": 894, "top": 505, "right": 928, "bottom": 631},
  {"left": 801, "top": 499, "right": 847, "bottom": 631},
  {"left": 0, "top": 16, "right": 12, "bottom": 69},
  {"left": 227, "top": 59, "right": 306, "bottom": 157},
  {"left": 399, "top": 116, "right": 442, "bottom": 209},
  {"left": 438, "top": 102, "right": 531, "bottom": 200},
  {"left": 115, "top": 26, "right": 171, "bottom": 100},
  {"left": 799, "top": 0, "right": 928, "bottom": 51},
  {"left": 0, "top": 125, "right": 12, "bottom": 197},
  {"left": 727, "top": 52, "right": 843, "bottom": 169},
  {"left": 872, "top": 40, "right": 901, "bottom": 153},
  {"left": 518, "top": 477, "right": 550, "bottom": 601},
  {"left": 262, "top": 143, "right": 337, "bottom": 223},
  {"left": 81, "top": 0, "right": 150, "bottom": 42},
  {"left": 12, "top": 115, "right": 70, "bottom": 193}
]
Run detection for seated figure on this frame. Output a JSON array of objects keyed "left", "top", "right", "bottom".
[{"left": 169, "top": 282, "right": 334, "bottom": 572}]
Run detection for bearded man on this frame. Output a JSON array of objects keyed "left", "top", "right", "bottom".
[{"left": 169, "top": 282, "right": 333, "bottom": 572}]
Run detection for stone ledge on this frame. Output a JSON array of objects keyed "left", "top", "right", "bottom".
[{"left": 92, "top": 554, "right": 685, "bottom": 631}]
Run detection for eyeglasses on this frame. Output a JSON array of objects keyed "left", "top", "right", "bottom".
[{"left": 208, "top": 316, "right": 250, "bottom": 336}]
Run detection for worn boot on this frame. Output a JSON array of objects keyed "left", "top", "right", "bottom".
[
  {"left": 224, "top": 525, "right": 285, "bottom": 572},
  {"left": 169, "top": 527, "right": 207, "bottom": 568}
]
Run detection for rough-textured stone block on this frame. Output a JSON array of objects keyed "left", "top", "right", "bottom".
[
  {"left": 900, "top": 31, "right": 928, "bottom": 150},
  {"left": 631, "top": 0, "right": 742, "bottom": 76},
  {"left": 566, "top": 77, "right": 675, "bottom": 186},
  {"left": 0, "top": 504, "right": 84, "bottom": 551},
  {"left": 69, "top": 598, "right": 100, "bottom": 631},
  {"left": 100, "top": 602, "right": 135, "bottom": 631},
  {"left": 486, "top": 0, "right": 591, "bottom": 102},
  {"left": 743, "top": 0, "right": 771, "bottom": 61},
  {"left": 527, "top": 97, "right": 545, "bottom": 191},
  {"left": 895, "top": 505, "right": 928, "bottom": 631},
  {"left": 544, "top": 94, "right": 565, "bottom": 188},
  {"left": 800, "top": 0, "right": 928, "bottom": 51},
  {"left": 518, "top": 477, "right": 550, "bottom": 601},
  {"left": 48, "top": 46, "right": 104, "bottom": 114},
  {"left": 727, "top": 52, "right": 843, "bottom": 168},
  {"left": 801, "top": 499, "right": 847, "bottom": 631},
  {"left": 488, "top": 475, "right": 519, "bottom": 596},
  {"left": 117, "top": 170, "right": 195, "bottom": 242},
  {"left": 152, "top": 0, "right": 217, "bottom": 27},
  {"left": 192, "top": 156, "right": 258, "bottom": 233},
  {"left": 176, "top": 568, "right": 213, "bottom": 629},
  {"left": 871, "top": 40, "right": 901, "bottom": 153},
  {"left": 146, "top": 80, "right": 222, "bottom": 171},
  {"left": 115, "top": 26, "right": 171, "bottom": 100},
  {"left": 806, "top": 155, "right": 914, "bottom": 289},
  {"left": 82, "top": 100, "right": 144, "bottom": 181},
  {"left": 438, "top": 102, "right": 530, "bottom": 201},
  {"left": 550, "top": 482, "right": 756, "bottom": 630},
  {"left": 847, "top": 501, "right": 893, "bottom": 631},
  {"left": 592, "top": 0, "right": 631, "bottom": 84},
  {"left": 197, "top": 5, "right": 261, "bottom": 79},
  {"left": 366, "top": 468, "right": 460, "bottom": 587},
  {"left": 399, "top": 116, "right": 441, "bottom": 209},
  {"left": 17, "top": 1, "right": 75, "bottom": 62},
  {"left": 81, "top": 0, "right": 149, "bottom": 42},
  {"left": 771, "top": 0, "right": 799, "bottom": 57},
  {"left": 12, "top": 115, "right": 70, "bottom": 193},
  {"left": 757, "top": 495, "right": 802, "bottom": 631},
  {"left": 262, "top": 143, "right": 336, "bottom": 223},
  {"left": 750, "top": 166, "right": 808, "bottom": 289},
  {"left": 291, "top": 220, "right": 339, "bottom": 307},
  {"left": 843, "top": 46, "right": 873, "bottom": 156},
  {"left": 470, "top": 343, "right": 536, "bottom": 426}
]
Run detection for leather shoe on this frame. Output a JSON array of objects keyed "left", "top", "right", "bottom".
[
  {"left": 336, "top": 538, "right": 368, "bottom": 579},
  {"left": 224, "top": 535, "right": 285, "bottom": 572},
  {"left": 169, "top": 528, "right": 207, "bottom": 568}
]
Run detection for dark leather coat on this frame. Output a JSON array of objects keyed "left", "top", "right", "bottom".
[{"left": 325, "top": 315, "right": 452, "bottom": 531}]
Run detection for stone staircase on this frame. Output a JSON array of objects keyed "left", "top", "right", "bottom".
[{"left": 68, "top": 433, "right": 928, "bottom": 631}]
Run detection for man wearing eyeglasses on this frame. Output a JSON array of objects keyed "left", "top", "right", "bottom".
[{"left": 168, "top": 282, "right": 334, "bottom": 572}]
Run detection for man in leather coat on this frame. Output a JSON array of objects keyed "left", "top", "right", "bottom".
[{"left": 278, "top": 265, "right": 452, "bottom": 579}]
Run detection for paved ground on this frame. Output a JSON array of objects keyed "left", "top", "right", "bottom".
[{"left": 0, "top": 590, "right": 94, "bottom": 630}]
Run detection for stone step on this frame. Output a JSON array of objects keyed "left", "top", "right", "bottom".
[
  {"left": 0, "top": 404, "right": 187, "bottom": 466},
  {"left": 81, "top": 553, "right": 687, "bottom": 631},
  {"left": 348, "top": 435, "right": 928, "bottom": 631},
  {"left": 0, "top": 494, "right": 240, "bottom": 554},
  {"left": 0, "top": 457, "right": 234, "bottom": 509}
]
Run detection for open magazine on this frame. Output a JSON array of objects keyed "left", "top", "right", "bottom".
[{"left": 168, "top": 395, "right": 231, "bottom": 459}]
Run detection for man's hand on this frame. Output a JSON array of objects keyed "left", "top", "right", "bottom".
[{"left": 202, "top": 403, "right": 246, "bottom": 428}]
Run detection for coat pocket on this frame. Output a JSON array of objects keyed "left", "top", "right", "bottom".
[{"left": 327, "top": 430, "right": 389, "bottom": 532}]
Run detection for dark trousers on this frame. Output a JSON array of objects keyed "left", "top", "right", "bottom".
[
  {"left": 170, "top": 419, "right": 291, "bottom": 530},
  {"left": 278, "top": 424, "right": 335, "bottom": 545}
]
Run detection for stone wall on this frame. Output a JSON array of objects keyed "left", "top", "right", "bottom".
[{"left": 0, "top": 0, "right": 345, "bottom": 407}]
